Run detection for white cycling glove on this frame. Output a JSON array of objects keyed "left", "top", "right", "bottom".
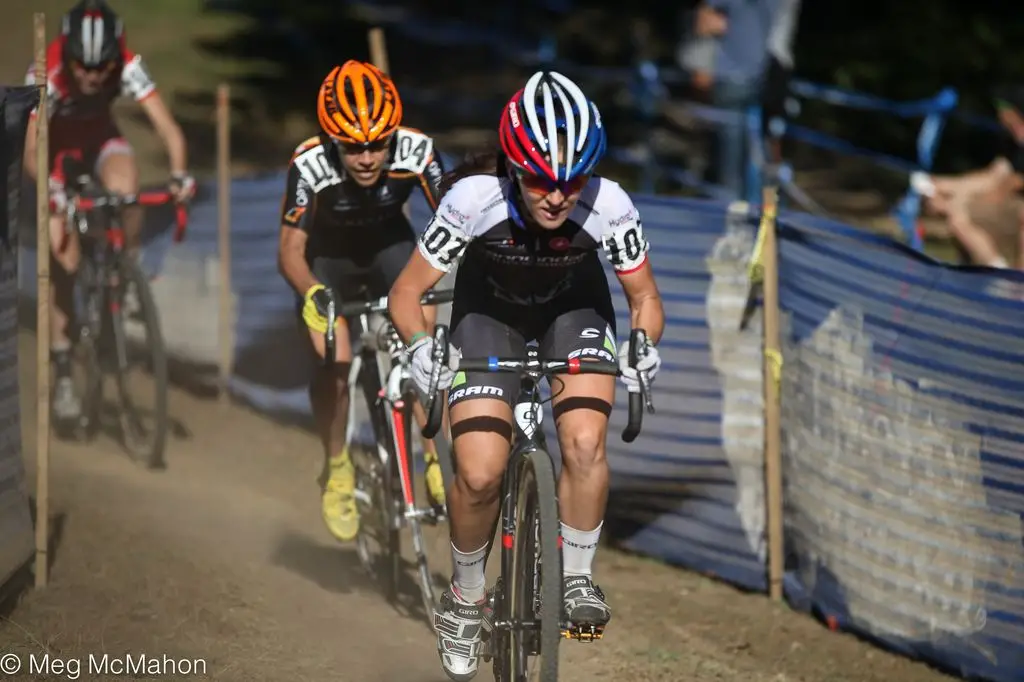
[
  {"left": 408, "top": 336, "right": 461, "bottom": 396},
  {"left": 617, "top": 341, "right": 661, "bottom": 394}
]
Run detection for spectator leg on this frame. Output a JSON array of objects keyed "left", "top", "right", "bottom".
[{"left": 712, "top": 80, "right": 759, "bottom": 198}]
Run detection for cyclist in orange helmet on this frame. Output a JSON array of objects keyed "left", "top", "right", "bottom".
[{"left": 277, "top": 60, "right": 447, "bottom": 543}]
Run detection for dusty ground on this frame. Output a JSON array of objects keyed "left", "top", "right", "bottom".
[{"left": 0, "top": 330, "right": 957, "bottom": 682}]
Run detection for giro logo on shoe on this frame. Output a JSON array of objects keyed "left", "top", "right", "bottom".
[
  {"left": 568, "top": 346, "right": 614, "bottom": 362},
  {"left": 448, "top": 385, "right": 504, "bottom": 404}
]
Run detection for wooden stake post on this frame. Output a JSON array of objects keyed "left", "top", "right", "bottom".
[
  {"left": 368, "top": 27, "right": 390, "bottom": 74},
  {"left": 216, "top": 84, "right": 232, "bottom": 404},
  {"left": 367, "top": 27, "right": 402, "bottom": 224},
  {"left": 33, "top": 12, "right": 50, "bottom": 589},
  {"left": 760, "top": 187, "right": 784, "bottom": 601}
]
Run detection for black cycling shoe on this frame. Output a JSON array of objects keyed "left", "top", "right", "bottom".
[{"left": 562, "top": 575, "right": 611, "bottom": 626}]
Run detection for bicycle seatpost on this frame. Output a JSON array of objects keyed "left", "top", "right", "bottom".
[{"left": 421, "top": 324, "right": 448, "bottom": 439}]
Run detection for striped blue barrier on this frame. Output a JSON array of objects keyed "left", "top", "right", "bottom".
[{"left": 776, "top": 209, "right": 1024, "bottom": 682}]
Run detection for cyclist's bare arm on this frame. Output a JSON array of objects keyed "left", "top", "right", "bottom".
[
  {"left": 389, "top": 249, "right": 446, "bottom": 343},
  {"left": 138, "top": 93, "right": 187, "bottom": 176},
  {"left": 599, "top": 184, "right": 664, "bottom": 344},
  {"left": 617, "top": 261, "right": 665, "bottom": 345},
  {"left": 277, "top": 225, "right": 319, "bottom": 296},
  {"left": 417, "top": 150, "right": 446, "bottom": 211},
  {"left": 22, "top": 116, "right": 38, "bottom": 181},
  {"left": 277, "top": 163, "right": 320, "bottom": 296}
]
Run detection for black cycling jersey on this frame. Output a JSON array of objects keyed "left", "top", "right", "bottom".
[{"left": 280, "top": 127, "right": 445, "bottom": 264}]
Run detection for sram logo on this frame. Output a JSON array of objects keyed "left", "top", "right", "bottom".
[
  {"left": 567, "top": 347, "right": 614, "bottom": 362},
  {"left": 448, "top": 385, "right": 504, "bottom": 404}
]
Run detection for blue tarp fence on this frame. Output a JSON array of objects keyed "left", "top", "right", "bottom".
[{"left": 17, "top": 171, "right": 1024, "bottom": 681}]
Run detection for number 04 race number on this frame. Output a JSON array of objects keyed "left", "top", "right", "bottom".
[{"left": 422, "top": 222, "right": 468, "bottom": 267}]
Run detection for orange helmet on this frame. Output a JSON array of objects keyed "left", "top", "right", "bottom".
[{"left": 317, "top": 60, "right": 403, "bottom": 144}]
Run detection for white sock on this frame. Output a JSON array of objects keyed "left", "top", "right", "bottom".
[
  {"left": 561, "top": 522, "right": 602, "bottom": 577},
  {"left": 988, "top": 256, "right": 1010, "bottom": 269},
  {"left": 451, "top": 542, "right": 487, "bottom": 603}
]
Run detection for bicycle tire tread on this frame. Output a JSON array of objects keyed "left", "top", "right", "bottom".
[
  {"left": 522, "top": 449, "right": 562, "bottom": 682},
  {"left": 115, "top": 257, "right": 169, "bottom": 468}
]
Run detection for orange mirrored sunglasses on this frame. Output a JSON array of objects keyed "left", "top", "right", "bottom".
[
  {"left": 337, "top": 138, "right": 391, "bottom": 155},
  {"left": 516, "top": 170, "right": 589, "bottom": 196}
]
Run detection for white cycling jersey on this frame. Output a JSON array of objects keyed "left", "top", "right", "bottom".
[{"left": 418, "top": 174, "right": 649, "bottom": 305}]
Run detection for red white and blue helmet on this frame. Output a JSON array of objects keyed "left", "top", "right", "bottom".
[{"left": 499, "top": 71, "right": 607, "bottom": 183}]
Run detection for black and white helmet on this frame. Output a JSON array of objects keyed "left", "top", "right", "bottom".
[{"left": 62, "top": 0, "right": 124, "bottom": 68}]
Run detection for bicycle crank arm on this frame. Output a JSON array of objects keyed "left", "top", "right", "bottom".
[
  {"left": 561, "top": 623, "right": 604, "bottom": 642},
  {"left": 491, "top": 620, "right": 539, "bottom": 632}
]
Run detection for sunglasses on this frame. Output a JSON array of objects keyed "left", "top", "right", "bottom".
[
  {"left": 516, "top": 170, "right": 589, "bottom": 196},
  {"left": 71, "top": 60, "right": 116, "bottom": 75},
  {"left": 338, "top": 138, "right": 390, "bottom": 155}
]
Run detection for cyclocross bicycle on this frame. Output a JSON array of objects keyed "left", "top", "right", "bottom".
[
  {"left": 59, "top": 171, "right": 189, "bottom": 469},
  {"left": 321, "top": 287, "right": 456, "bottom": 625},
  {"left": 421, "top": 325, "right": 655, "bottom": 682}
]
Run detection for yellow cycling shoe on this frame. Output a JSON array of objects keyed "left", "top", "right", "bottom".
[
  {"left": 322, "top": 451, "right": 359, "bottom": 542},
  {"left": 424, "top": 451, "right": 446, "bottom": 508}
]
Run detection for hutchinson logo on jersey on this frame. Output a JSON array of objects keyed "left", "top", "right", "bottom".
[
  {"left": 441, "top": 202, "right": 471, "bottom": 227},
  {"left": 609, "top": 207, "right": 638, "bottom": 228}
]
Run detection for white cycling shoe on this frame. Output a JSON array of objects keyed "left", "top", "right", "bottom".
[{"left": 434, "top": 585, "right": 485, "bottom": 682}]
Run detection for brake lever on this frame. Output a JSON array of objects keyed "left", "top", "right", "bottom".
[
  {"left": 633, "top": 332, "right": 656, "bottom": 415},
  {"left": 323, "top": 293, "right": 337, "bottom": 369}
]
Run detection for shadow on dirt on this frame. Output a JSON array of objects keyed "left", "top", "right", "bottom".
[
  {"left": 1, "top": 500, "right": 68, "bottom": 620},
  {"left": 270, "top": 528, "right": 447, "bottom": 628}
]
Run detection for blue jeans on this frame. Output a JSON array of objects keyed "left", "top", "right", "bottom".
[{"left": 712, "top": 79, "right": 761, "bottom": 199}]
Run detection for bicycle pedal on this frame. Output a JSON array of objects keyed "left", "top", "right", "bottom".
[{"left": 561, "top": 624, "right": 604, "bottom": 642}]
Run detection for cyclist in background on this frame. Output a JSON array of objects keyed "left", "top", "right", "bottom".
[
  {"left": 22, "top": 0, "right": 194, "bottom": 424},
  {"left": 388, "top": 70, "right": 665, "bottom": 681},
  {"left": 277, "top": 60, "right": 447, "bottom": 544}
]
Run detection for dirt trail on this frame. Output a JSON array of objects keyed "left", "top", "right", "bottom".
[{"left": 1, "top": 333, "right": 956, "bottom": 681}]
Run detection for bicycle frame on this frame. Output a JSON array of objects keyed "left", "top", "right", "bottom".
[
  {"left": 346, "top": 311, "right": 434, "bottom": 525},
  {"left": 67, "top": 185, "right": 188, "bottom": 362}
]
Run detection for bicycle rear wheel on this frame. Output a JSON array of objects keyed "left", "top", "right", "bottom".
[
  {"left": 109, "top": 256, "right": 168, "bottom": 468},
  {"left": 505, "top": 448, "right": 561, "bottom": 682}
]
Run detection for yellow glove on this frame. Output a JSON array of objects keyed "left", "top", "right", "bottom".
[{"left": 302, "top": 284, "right": 338, "bottom": 334}]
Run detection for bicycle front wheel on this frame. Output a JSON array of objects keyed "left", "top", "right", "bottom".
[
  {"left": 109, "top": 256, "right": 169, "bottom": 468},
  {"left": 353, "top": 351, "right": 401, "bottom": 602},
  {"left": 506, "top": 448, "right": 561, "bottom": 682}
]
